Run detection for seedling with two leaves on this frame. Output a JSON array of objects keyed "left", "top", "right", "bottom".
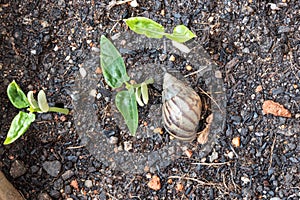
[
  {"left": 4, "top": 81, "right": 69, "bottom": 145},
  {"left": 100, "top": 17, "right": 195, "bottom": 136},
  {"left": 100, "top": 35, "right": 153, "bottom": 136}
]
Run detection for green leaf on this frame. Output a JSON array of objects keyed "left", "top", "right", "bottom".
[
  {"left": 27, "top": 91, "right": 39, "bottom": 109},
  {"left": 115, "top": 89, "right": 138, "bottom": 136},
  {"left": 141, "top": 82, "right": 149, "bottom": 105},
  {"left": 100, "top": 35, "right": 130, "bottom": 88},
  {"left": 37, "top": 90, "right": 49, "bottom": 112},
  {"left": 165, "top": 25, "right": 196, "bottom": 43},
  {"left": 135, "top": 87, "right": 144, "bottom": 107},
  {"left": 4, "top": 111, "right": 36, "bottom": 145},
  {"left": 124, "top": 17, "right": 165, "bottom": 39},
  {"left": 7, "top": 80, "right": 30, "bottom": 109}
]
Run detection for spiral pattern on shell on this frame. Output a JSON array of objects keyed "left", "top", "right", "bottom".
[{"left": 162, "top": 73, "right": 202, "bottom": 141}]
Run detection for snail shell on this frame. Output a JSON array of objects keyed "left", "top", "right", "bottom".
[{"left": 162, "top": 73, "right": 202, "bottom": 141}]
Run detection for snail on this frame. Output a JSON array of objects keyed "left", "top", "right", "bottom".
[{"left": 162, "top": 73, "right": 202, "bottom": 141}]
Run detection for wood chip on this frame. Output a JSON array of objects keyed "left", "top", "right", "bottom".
[
  {"left": 262, "top": 100, "right": 291, "bottom": 118},
  {"left": 148, "top": 175, "right": 161, "bottom": 191}
]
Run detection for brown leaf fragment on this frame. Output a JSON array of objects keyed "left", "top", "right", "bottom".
[
  {"left": 197, "top": 114, "right": 213, "bottom": 144},
  {"left": 148, "top": 175, "right": 161, "bottom": 191},
  {"left": 262, "top": 100, "right": 291, "bottom": 118}
]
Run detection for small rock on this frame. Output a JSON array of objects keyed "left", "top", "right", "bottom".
[
  {"left": 10, "top": 160, "right": 27, "bottom": 178},
  {"left": 79, "top": 67, "right": 87, "bottom": 78},
  {"left": 123, "top": 141, "right": 133, "bottom": 152},
  {"left": 70, "top": 179, "right": 79, "bottom": 191},
  {"left": 215, "top": 70, "right": 222, "bottom": 78},
  {"left": 169, "top": 55, "right": 176, "bottom": 62},
  {"left": 270, "top": 197, "right": 281, "bottom": 200},
  {"left": 37, "top": 192, "right": 52, "bottom": 200},
  {"left": 176, "top": 182, "right": 184, "bottom": 192},
  {"left": 108, "top": 136, "right": 118, "bottom": 145},
  {"left": 84, "top": 180, "right": 93, "bottom": 188},
  {"left": 232, "top": 136, "right": 241, "bottom": 147},
  {"left": 225, "top": 151, "right": 234, "bottom": 159},
  {"left": 148, "top": 175, "right": 161, "bottom": 191},
  {"left": 186, "top": 65, "right": 192, "bottom": 71},
  {"left": 61, "top": 170, "right": 74, "bottom": 180},
  {"left": 255, "top": 85, "right": 263, "bottom": 93},
  {"left": 209, "top": 151, "right": 218, "bottom": 162},
  {"left": 42, "top": 160, "right": 61, "bottom": 177},
  {"left": 241, "top": 176, "right": 250, "bottom": 184}
]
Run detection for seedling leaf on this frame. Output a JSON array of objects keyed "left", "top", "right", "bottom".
[
  {"left": 165, "top": 25, "right": 196, "bottom": 43},
  {"left": 4, "top": 111, "right": 36, "bottom": 145},
  {"left": 124, "top": 17, "right": 165, "bottom": 39},
  {"left": 135, "top": 87, "right": 144, "bottom": 107},
  {"left": 37, "top": 90, "right": 49, "bottom": 112},
  {"left": 141, "top": 82, "right": 149, "bottom": 105},
  {"left": 100, "top": 35, "right": 130, "bottom": 88},
  {"left": 7, "top": 80, "right": 30, "bottom": 109},
  {"left": 27, "top": 91, "right": 39, "bottom": 109},
  {"left": 115, "top": 89, "right": 138, "bottom": 136}
]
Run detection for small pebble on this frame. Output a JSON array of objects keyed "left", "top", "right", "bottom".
[
  {"left": 232, "top": 136, "right": 241, "bottom": 147},
  {"left": 84, "top": 180, "right": 93, "bottom": 188},
  {"left": 148, "top": 175, "right": 161, "bottom": 191},
  {"left": 123, "top": 141, "right": 133, "bottom": 151},
  {"left": 169, "top": 55, "right": 176, "bottom": 62}
]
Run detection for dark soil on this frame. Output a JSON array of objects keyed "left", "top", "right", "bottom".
[{"left": 1, "top": 0, "right": 300, "bottom": 199}]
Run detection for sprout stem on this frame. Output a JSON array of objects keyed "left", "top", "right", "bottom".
[{"left": 49, "top": 107, "right": 69, "bottom": 115}]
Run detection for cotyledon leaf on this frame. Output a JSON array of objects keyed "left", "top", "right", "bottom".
[
  {"left": 27, "top": 91, "right": 39, "bottom": 109},
  {"left": 37, "top": 90, "right": 49, "bottom": 112},
  {"left": 165, "top": 25, "right": 196, "bottom": 43}
]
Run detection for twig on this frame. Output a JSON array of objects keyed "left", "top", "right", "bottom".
[
  {"left": 198, "top": 87, "right": 224, "bottom": 114},
  {"left": 191, "top": 161, "right": 231, "bottom": 166},
  {"left": 106, "top": 192, "right": 118, "bottom": 200},
  {"left": 124, "top": 177, "right": 135, "bottom": 190},
  {"left": 184, "top": 66, "right": 208, "bottom": 77},
  {"left": 268, "top": 134, "right": 277, "bottom": 171},
  {"left": 168, "top": 175, "right": 221, "bottom": 186},
  {"left": 222, "top": 173, "right": 229, "bottom": 190},
  {"left": 66, "top": 145, "right": 85, "bottom": 149}
]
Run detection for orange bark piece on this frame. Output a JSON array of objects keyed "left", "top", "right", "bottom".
[
  {"left": 148, "top": 175, "right": 161, "bottom": 191},
  {"left": 262, "top": 100, "right": 291, "bottom": 118}
]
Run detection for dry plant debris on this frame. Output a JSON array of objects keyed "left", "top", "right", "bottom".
[{"left": 262, "top": 100, "right": 292, "bottom": 118}]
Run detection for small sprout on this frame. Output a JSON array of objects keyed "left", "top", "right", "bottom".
[
  {"left": 100, "top": 35, "right": 154, "bottom": 136},
  {"left": 4, "top": 81, "right": 69, "bottom": 145},
  {"left": 124, "top": 17, "right": 196, "bottom": 43}
]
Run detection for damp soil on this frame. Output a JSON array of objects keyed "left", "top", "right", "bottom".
[{"left": 1, "top": 0, "right": 300, "bottom": 200}]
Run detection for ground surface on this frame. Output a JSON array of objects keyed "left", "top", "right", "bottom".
[{"left": 0, "top": 0, "right": 300, "bottom": 199}]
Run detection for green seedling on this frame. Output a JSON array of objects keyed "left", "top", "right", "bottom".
[
  {"left": 100, "top": 35, "right": 153, "bottom": 136},
  {"left": 4, "top": 80, "right": 69, "bottom": 145},
  {"left": 124, "top": 17, "right": 196, "bottom": 43}
]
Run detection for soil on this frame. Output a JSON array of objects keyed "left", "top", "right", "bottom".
[{"left": 1, "top": 0, "right": 300, "bottom": 200}]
